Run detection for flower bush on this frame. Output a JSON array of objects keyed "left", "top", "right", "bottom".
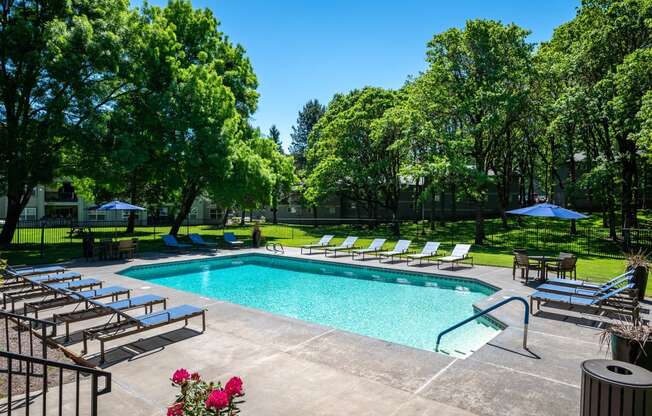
[{"left": 168, "top": 369, "right": 245, "bottom": 415}]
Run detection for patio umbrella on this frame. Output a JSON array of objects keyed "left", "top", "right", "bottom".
[
  {"left": 97, "top": 200, "right": 146, "bottom": 236},
  {"left": 506, "top": 203, "right": 588, "bottom": 220}
]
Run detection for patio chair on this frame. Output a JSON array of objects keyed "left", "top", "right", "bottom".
[
  {"left": 4, "top": 278, "right": 103, "bottom": 312},
  {"left": 189, "top": 233, "right": 219, "bottom": 250},
  {"left": 513, "top": 252, "right": 541, "bottom": 283},
  {"left": 117, "top": 239, "right": 137, "bottom": 259},
  {"left": 437, "top": 244, "right": 473, "bottom": 270},
  {"left": 24, "top": 286, "right": 131, "bottom": 319},
  {"left": 545, "top": 270, "right": 633, "bottom": 290},
  {"left": 300, "top": 235, "right": 334, "bottom": 254},
  {"left": 511, "top": 248, "right": 527, "bottom": 279},
  {"left": 351, "top": 239, "right": 386, "bottom": 260},
  {"left": 406, "top": 242, "right": 441, "bottom": 266},
  {"left": 82, "top": 303, "right": 206, "bottom": 363},
  {"left": 162, "top": 234, "right": 192, "bottom": 250},
  {"left": 223, "top": 232, "right": 244, "bottom": 249},
  {"left": 546, "top": 254, "right": 577, "bottom": 280},
  {"left": 377, "top": 240, "right": 411, "bottom": 263},
  {"left": 529, "top": 283, "right": 635, "bottom": 315},
  {"left": 53, "top": 294, "right": 167, "bottom": 340},
  {"left": 324, "top": 236, "right": 358, "bottom": 257}
]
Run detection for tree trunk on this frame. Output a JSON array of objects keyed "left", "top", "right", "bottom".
[
  {"left": 221, "top": 207, "right": 231, "bottom": 227},
  {"left": 0, "top": 188, "right": 33, "bottom": 247},
  {"left": 621, "top": 143, "right": 638, "bottom": 229},
  {"left": 240, "top": 210, "right": 245, "bottom": 226},
  {"left": 169, "top": 185, "right": 200, "bottom": 236},
  {"left": 126, "top": 212, "right": 136, "bottom": 234},
  {"left": 450, "top": 184, "right": 457, "bottom": 221}
]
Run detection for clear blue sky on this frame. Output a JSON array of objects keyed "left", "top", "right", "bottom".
[{"left": 145, "top": 1, "right": 579, "bottom": 151}]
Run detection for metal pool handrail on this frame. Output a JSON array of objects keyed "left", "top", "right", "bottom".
[{"left": 435, "top": 296, "right": 529, "bottom": 351}]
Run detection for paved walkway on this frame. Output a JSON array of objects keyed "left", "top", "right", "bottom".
[{"left": 16, "top": 248, "right": 646, "bottom": 415}]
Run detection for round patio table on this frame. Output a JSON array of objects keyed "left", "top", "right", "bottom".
[{"left": 528, "top": 255, "right": 562, "bottom": 280}]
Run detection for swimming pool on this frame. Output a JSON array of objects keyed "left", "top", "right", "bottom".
[{"left": 120, "top": 254, "right": 502, "bottom": 357}]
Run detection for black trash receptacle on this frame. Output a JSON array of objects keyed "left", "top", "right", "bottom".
[{"left": 581, "top": 359, "right": 652, "bottom": 416}]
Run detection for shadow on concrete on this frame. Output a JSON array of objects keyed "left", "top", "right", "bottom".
[{"left": 83, "top": 327, "right": 203, "bottom": 369}]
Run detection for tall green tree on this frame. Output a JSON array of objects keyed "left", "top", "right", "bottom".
[
  {"left": 408, "top": 19, "right": 534, "bottom": 243},
  {"left": 289, "top": 99, "right": 325, "bottom": 171},
  {"left": 0, "top": 0, "right": 135, "bottom": 245},
  {"left": 268, "top": 124, "right": 283, "bottom": 152},
  {"left": 306, "top": 87, "right": 406, "bottom": 233}
]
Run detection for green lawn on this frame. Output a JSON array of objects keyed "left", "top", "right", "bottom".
[{"left": 1, "top": 218, "right": 640, "bottom": 294}]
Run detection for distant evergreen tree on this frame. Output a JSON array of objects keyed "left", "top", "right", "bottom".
[
  {"left": 268, "top": 125, "right": 283, "bottom": 152},
  {"left": 289, "top": 99, "right": 325, "bottom": 170}
]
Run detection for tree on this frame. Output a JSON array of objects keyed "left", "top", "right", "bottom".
[
  {"left": 289, "top": 99, "right": 325, "bottom": 171},
  {"left": 0, "top": 0, "right": 135, "bottom": 245},
  {"left": 268, "top": 125, "right": 283, "bottom": 152},
  {"left": 408, "top": 20, "right": 534, "bottom": 243},
  {"left": 306, "top": 87, "right": 406, "bottom": 234}
]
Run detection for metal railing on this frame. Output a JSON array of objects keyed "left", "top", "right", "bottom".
[
  {"left": 435, "top": 296, "right": 530, "bottom": 352},
  {"left": 0, "top": 350, "right": 112, "bottom": 416},
  {"left": 0, "top": 310, "right": 112, "bottom": 415}
]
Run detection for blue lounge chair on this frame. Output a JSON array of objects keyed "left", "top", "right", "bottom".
[
  {"left": 300, "top": 235, "right": 334, "bottom": 254},
  {"left": 545, "top": 271, "right": 634, "bottom": 290},
  {"left": 407, "top": 242, "right": 441, "bottom": 265},
  {"left": 24, "top": 285, "right": 131, "bottom": 318},
  {"left": 6, "top": 265, "right": 66, "bottom": 277},
  {"left": 351, "top": 239, "right": 386, "bottom": 260},
  {"left": 188, "top": 233, "right": 219, "bottom": 249},
  {"left": 1, "top": 271, "right": 82, "bottom": 292},
  {"left": 162, "top": 234, "right": 192, "bottom": 250},
  {"left": 529, "top": 283, "right": 635, "bottom": 314},
  {"left": 82, "top": 303, "right": 206, "bottom": 363},
  {"left": 537, "top": 273, "right": 634, "bottom": 297},
  {"left": 325, "top": 236, "right": 358, "bottom": 257},
  {"left": 4, "top": 278, "right": 103, "bottom": 312},
  {"left": 54, "top": 294, "right": 167, "bottom": 340},
  {"left": 224, "top": 232, "right": 244, "bottom": 249},
  {"left": 378, "top": 240, "right": 411, "bottom": 263}
]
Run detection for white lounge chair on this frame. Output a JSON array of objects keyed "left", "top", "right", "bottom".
[
  {"left": 437, "top": 244, "right": 473, "bottom": 270},
  {"left": 378, "top": 240, "right": 411, "bottom": 263},
  {"left": 406, "top": 242, "right": 441, "bottom": 265},
  {"left": 325, "top": 236, "right": 358, "bottom": 257},
  {"left": 351, "top": 239, "right": 386, "bottom": 260},
  {"left": 300, "top": 235, "right": 334, "bottom": 254}
]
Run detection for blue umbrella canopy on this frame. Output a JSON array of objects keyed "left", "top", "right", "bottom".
[
  {"left": 506, "top": 203, "right": 588, "bottom": 220},
  {"left": 96, "top": 200, "right": 145, "bottom": 211}
]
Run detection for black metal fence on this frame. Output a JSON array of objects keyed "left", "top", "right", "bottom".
[{"left": 3, "top": 218, "right": 652, "bottom": 259}]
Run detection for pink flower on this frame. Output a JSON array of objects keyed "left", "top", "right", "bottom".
[
  {"left": 191, "top": 372, "right": 201, "bottom": 381},
  {"left": 171, "top": 368, "right": 191, "bottom": 385},
  {"left": 224, "top": 376, "right": 243, "bottom": 398},
  {"left": 167, "top": 402, "right": 184, "bottom": 416},
  {"left": 205, "top": 389, "right": 229, "bottom": 410}
]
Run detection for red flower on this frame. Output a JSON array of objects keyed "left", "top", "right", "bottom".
[
  {"left": 205, "top": 389, "right": 229, "bottom": 410},
  {"left": 171, "top": 368, "right": 191, "bottom": 385},
  {"left": 224, "top": 376, "right": 243, "bottom": 398},
  {"left": 167, "top": 402, "right": 184, "bottom": 416},
  {"left": 191, "top": 372, "right": 201, "bottom": 381}
]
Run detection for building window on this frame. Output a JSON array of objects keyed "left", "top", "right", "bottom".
[
  {"left": 350, "top": 202, "right": 356, "bottom": 209},
  {"left": 122, "top": 211, "right": 139, "bottom": 220},
  {"left": 290, "top": 206, "right": 297, "bottom": 214},
  {"left": 159, "top": 207, "right": 168, "bottom": 217},
  {"left": 87, "top": 210, "right": 106, "bottom": 221},
  {"left": 209, "top": 208, "right": 218, "bottom": 220},
  {"left": 20, "top": 207, "right": 37, "bottom": 221},
  {"left": 328, "top": 207, "right": 336, "bottom": 214}
]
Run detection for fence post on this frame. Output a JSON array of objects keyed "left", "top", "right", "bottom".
[{"left": 40, "top": 222, "right": 45, "bottom": 258}]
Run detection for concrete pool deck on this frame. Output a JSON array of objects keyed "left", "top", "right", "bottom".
[{"left": 14, "top": 248, "right": 649, "bottom": 415}]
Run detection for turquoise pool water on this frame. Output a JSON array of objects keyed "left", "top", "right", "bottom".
[{"left": 120, "top": 254, "right": 502, "bottom": 357}]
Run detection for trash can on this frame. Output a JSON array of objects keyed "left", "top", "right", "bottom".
[{"left": 581, "top": 359, "right": 652, "bottom": 415}]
